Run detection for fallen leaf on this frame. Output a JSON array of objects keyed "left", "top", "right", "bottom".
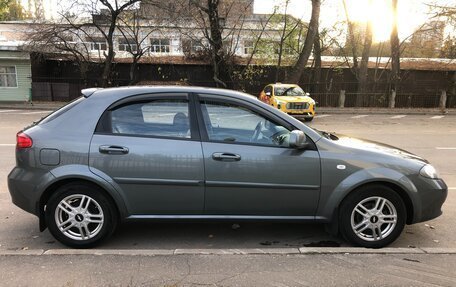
[{"left": 231, "top": 223, "right": 240, "bottom": 230}]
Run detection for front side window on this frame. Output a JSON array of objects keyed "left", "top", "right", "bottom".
[
  {"left": 150, "top": 38, "right": 170, "bottom": 53},
  {"left": 201, "top": 100, "right": 291, "bottom": 147},
  {"left": 110, "top": 100, "right": 190, "bottom": 138},
  {"left": 0, "top": 66, "right": 17, "bottom": 87}
]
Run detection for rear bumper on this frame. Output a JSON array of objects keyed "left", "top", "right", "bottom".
[{"left": 8, "top": 167, "right": 55, "bottom": 216}]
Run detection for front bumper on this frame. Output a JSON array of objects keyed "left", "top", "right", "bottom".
[
  {"left": 282, "top": 105, "right": 315, "bottom": 117},
  {"left": 411, "top": 178, "right": 447, "bottom": 224}
]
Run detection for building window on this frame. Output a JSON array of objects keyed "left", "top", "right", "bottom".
[
  {"left": 244, "top": 40, "right": 254, "bottom": 55},
  {"left": 150, "top": 38, "right": 170, "bottom": 53},
  {"left": 0, "top": 66, "right": 17, "bottom": 88},
  {"left": 119, "top": 38, "right": 138, "bottom": 53},
  {"left": 191, "top": 40, "right": 205, "bottom": 53},
  {"left": 88, "top": 38, "right": 107, "bottom": 51}
]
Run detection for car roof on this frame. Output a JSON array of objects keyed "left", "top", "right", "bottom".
[
  {"left": 88, "top": 85, "right": 258, "bottom": 102},
  {"left": 270, "top": 83, "right": 300, "bottom": 88}
]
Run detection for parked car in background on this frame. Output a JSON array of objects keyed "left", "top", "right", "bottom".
[
  {"left": 259, "top": 83, "right": 316, "bottom": 121},
  {"left": 8, "top": 86, "right": 447, "bottom": 248}
]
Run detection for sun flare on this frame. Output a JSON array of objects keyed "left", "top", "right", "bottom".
[{"left": 345, "top": 0, "right": 394, "bottom": 42}]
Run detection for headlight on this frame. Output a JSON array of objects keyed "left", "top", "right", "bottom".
[{"left": 420, "top": 164, "right": 440, "bottom": 179}]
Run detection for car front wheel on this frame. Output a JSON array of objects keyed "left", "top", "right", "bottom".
[
  {"left": 45, "top": 182, "right": 117, "bottom": 248},
  {"left": 339, "top": 185, "right": 406, "bottom": 248}
]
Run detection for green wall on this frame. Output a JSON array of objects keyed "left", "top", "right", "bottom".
[{"left": 0, "top": 51, "right": 31, "bottom": 102}]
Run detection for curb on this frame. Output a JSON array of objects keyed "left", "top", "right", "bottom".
[{"left": 2, "top": 247, "right": 456, "bottom": 256}]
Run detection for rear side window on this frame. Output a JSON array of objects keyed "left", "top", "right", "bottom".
[
  {"left": 110, "top": 100, "right": 191, "bottom": 138},
  {"left": 38, "top": 97, "right": 85, "bottom": 125}
]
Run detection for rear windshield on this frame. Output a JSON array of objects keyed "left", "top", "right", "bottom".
[{"left": 37, "top": 97, "right": 84, "bottom": 125}]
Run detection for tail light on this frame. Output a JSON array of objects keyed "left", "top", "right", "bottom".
[{"left": 17, "top": 132, "right": 33, "bottom": 148}]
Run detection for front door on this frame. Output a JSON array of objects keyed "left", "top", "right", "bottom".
[
  {"left": 197, "top": 95, "right": 321, "bottom": 216},
  {"left": 89, "top": 94, "right": 205, "bottom": 215}
]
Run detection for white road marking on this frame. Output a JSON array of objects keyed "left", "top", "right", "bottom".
[
  {"left": 351, "top": 115, "right": 368, "bottom": 119},
  {"left": 435, "top": 147, "right": 456, "bottom": 150},
  {"left": 0, "top": 110, "right": 19, "bottom": 113},
  {"left": 17, "top": 110, "right": 52, "bottom": 115},
  {"left": 390, "top": 115, "right": 406, "bottom": 119},
  {"left": 449, "top": 187, "right": 456, "bottom": 190},
  {"left": 315, "top": 114, "right": 331, "bottom": 118},
  {"left": 0, "top": 144, "right": 15, "bottom": 147},
  {"left": 431, "top": 115, "right": 445, "bottom": 119}
]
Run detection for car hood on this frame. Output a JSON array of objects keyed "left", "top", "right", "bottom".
[
  {"left": 331, "top": 134, "right": 428, "bottom": 164},
  {"left": 275, "top": 95, "right": 313, "bottom": 103}
]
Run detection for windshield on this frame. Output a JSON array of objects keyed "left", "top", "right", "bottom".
[{"left": 274, "top": 86, "right": 306, "bottom": 97}]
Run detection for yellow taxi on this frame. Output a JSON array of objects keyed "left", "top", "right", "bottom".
[{"left": 259, "top": 83, "right": 316, "bottom": 121}]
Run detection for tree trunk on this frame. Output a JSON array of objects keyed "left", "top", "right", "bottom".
[
  {"left": 129, "top": 57, "right": 140, "bottom": 85},
  {"left": 286, "top": 0, "right": 320, "bottom": 84},
  {"left": 312, "top": 28, "right": 321, "bottom": 94},
  {"left": 207, "top": 0, "right": 227, "bottom": 88},
  {"left": 101, "top": 13, "right": 117, "bottom": 87},
  {"left": 357, "top": 4, "right": 373, "bottom": 107},
  {"left": 390, "top": 0, "right": 400, "bottom": 95},
  {"left": 342, "top": 0, "right": 359, "bottom": 73}
]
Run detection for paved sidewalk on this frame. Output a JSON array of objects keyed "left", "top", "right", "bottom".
[{"left": 1, "top": 253, "right": 455, "bottom": 286}]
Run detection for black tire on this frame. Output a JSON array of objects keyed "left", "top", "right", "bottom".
[
  {"left": 339, "top": 184, "right": 406, "bottom": 248},
  {"left": 304, "top": 117, "right": 314, "bottom": 122},
  {"left": 45, "top": 182, "right": 118, "bottom": 248}
]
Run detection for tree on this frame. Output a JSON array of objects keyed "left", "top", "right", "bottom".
[
  {"left": 357, "top": 0, "right": 373, "bottom": 106},
  {"left": 441, "top": 36, "right": 456, "bottom": 59},
  {"left": 286, "top": 0, "right": 320, "bottom": 84},
  {"left": 390, "top": 0, "right": 400, "bottom": 107},
  {"left": 56, "top": 0, "right": 141, "bottom": 87},
  {"left": 117, "top": 10, "right": 157, "bottom": 84},
  {"left": 0, "top": 0, "right": 27, "bottom": 20},
  {"left": 273, "top": 0, "right": 302, "bottom": 82}
]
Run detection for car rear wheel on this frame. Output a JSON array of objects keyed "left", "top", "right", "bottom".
[
  {"left": 339, "top": 185, "right": 406, "bottom": 248},
  {"left": 45, "top": 182, "right": 117, "bottom": 248}
]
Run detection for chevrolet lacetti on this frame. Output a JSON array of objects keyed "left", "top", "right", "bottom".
[{"left": 8, "top": 86, "right": 447, "bottom": 248}]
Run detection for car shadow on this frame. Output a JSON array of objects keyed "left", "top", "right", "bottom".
[{"left": 100, "top": 221, "right": 346, "bottom": 249}]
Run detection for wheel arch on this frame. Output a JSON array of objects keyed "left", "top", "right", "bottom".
[
  {"left": 321, "top": 168, "right": 419, "bottom": 235},
  {"left": 339, "top": 181, "right": 414, "bottom": 225},
  {"left": 38, "top": 171, "right": 127, "bottom": 232}
]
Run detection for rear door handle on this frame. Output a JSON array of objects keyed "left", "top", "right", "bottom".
[
  {"left": 99, "top": 145, "right": 129, "bottom": 155},
  {"left": 212, "top": 152, "right": 241, "bottom": 161}
]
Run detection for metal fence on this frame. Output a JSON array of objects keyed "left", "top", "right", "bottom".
[
  {"left": 31, "top": 80, "right": 455, "bottom": 109},
  {"left": 311, "top": 92, "right": 448, "bottom": 108}
]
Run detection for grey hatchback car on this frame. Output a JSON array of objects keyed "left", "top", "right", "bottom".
[{"left": 8, "top": 86, "right": 447, "bottom": 248}]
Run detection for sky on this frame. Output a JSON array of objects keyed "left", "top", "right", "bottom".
[{"left": 254, "top": 0, "right": 456, "bottom": 42}]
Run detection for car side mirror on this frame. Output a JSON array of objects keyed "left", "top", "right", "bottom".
[
  {"left": 265, "top": 92, "right": 271, "bottom": 96},
  {"left": 289, "top": 130, "right": 309, "bottom": 149}
]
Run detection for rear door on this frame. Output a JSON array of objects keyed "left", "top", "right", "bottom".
[
  {"left": 197, "top": 94, "right": 321, "bottom": 217},
  {"left": 89, "top": 93, "right": 205, "bottom": 215}
]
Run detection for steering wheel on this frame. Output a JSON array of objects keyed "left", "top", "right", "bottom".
[
  {"left": 250, "top": 121, "right": 264, "bottom": 142},
  {"left": 271, "top": 130, "right": 289, "bottom": 146}
]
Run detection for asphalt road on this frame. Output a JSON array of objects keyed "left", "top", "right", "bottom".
[{"left": 0, "top": 110, "right": 455, "bottom": 251}]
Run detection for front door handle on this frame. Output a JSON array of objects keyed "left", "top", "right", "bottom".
[
  {"left": 212, "top": 152, "right": 241, "bottom": 161},
  {"left": 99, "top": 145, "right": 129, "bottom": 155}
]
